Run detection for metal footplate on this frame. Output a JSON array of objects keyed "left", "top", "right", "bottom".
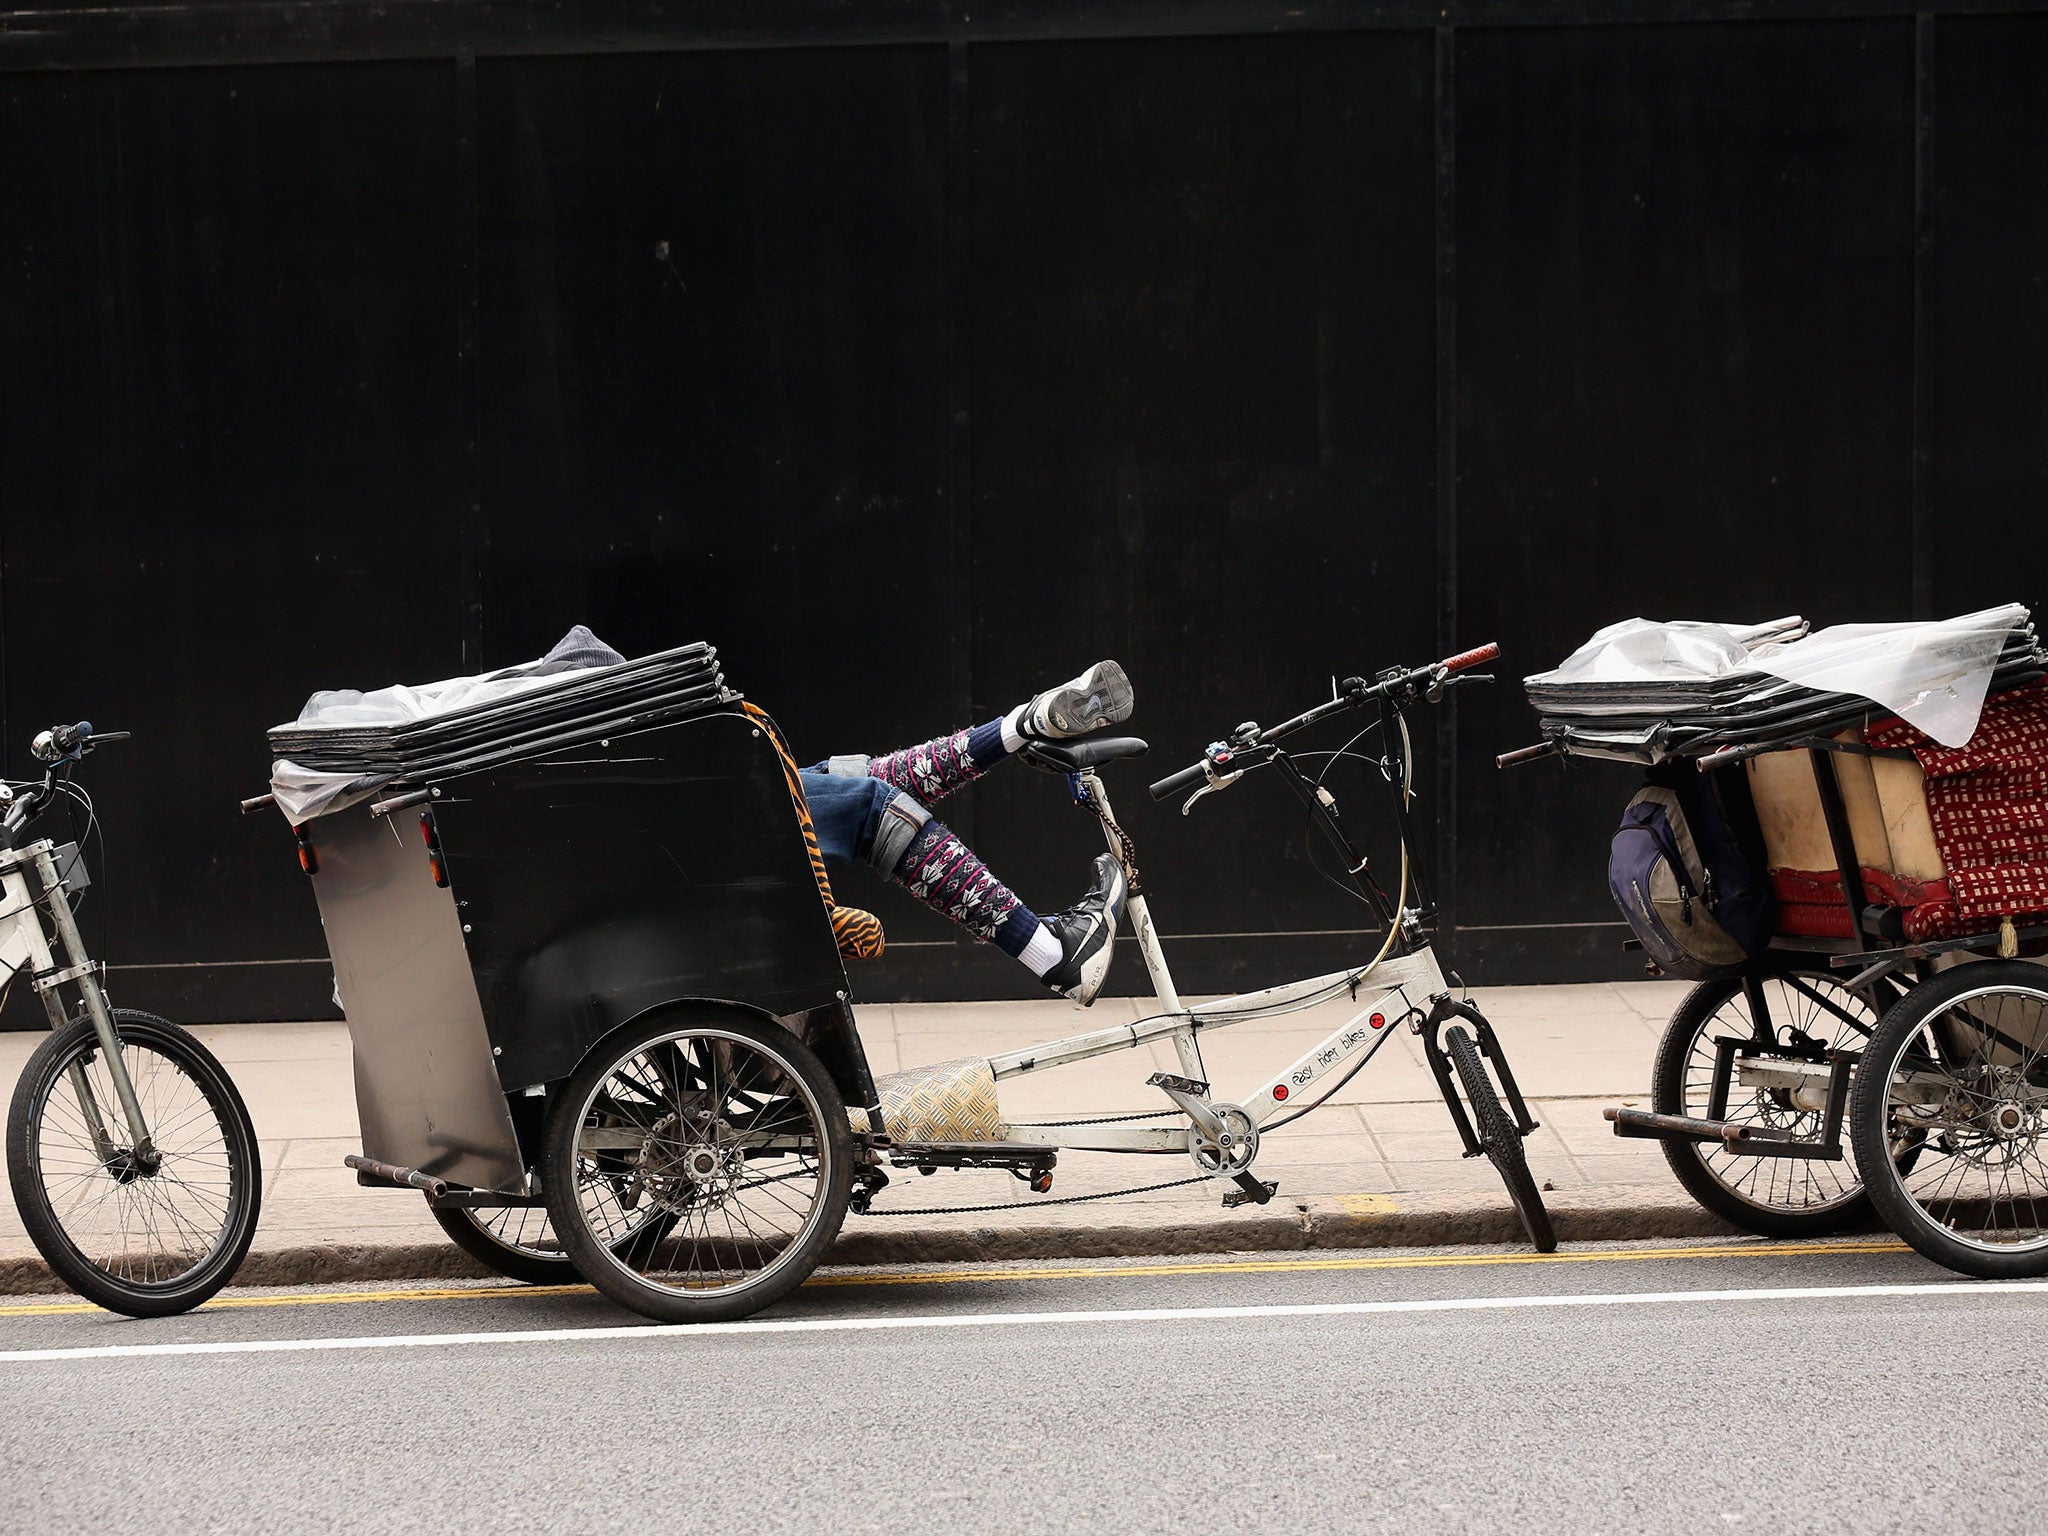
[
  {"left": 882, "top": 1139, "right": 1057, "bottom": 1189},
  {"left": 1604, "top": 1106, "right": 1845, "bottom": 1162}
]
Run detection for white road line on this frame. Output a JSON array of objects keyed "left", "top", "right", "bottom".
[{"left": 5, "top": 1280, "right": 2043, "bottom": 1364}]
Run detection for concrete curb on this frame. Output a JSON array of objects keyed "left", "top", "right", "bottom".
[{"left": 0, "top": 1191, "right": 1774, "bottom": 1297}]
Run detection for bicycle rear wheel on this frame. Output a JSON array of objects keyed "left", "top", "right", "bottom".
[
  {"left": 429, "top": 1197, "right": 680, "bottom": 1285},
  {"left": 543, "top": 1009, "right": 852, "bottom": 1323},
  {"left": 431, "top": 1202, "right": 579, "bottom": 1286},
  {"left": 1651, "top": 968, "right": 1876, "bottom": 1237},
  {"left": 1444, "top": 1023, "right": 1556, "bottom": 1253},
  {"left": 7, "top": 1010, "right": 262, "bottom": 1316},
  {"left": 1849, "top": 960, "right": 2048, "bottom": 1279}
]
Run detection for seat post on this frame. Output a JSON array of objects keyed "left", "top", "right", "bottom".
[{"left": 1081, "top": 773, "right": 1190, "bottom": 1033}]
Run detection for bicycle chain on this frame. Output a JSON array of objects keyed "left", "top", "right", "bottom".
[{"left": 1009, "top": 1109, "right": 1178, "bottom": 1128}]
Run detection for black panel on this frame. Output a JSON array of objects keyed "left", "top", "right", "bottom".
[
  {"left": 7, "top": 9, "right": 2044, "bottom": 1019},
  {"left": 475, "top": 48, "right": 951, "bottom": 737},
  {"left": 963, "top": 32, "right": 1439, "bottom": 994},
  {"left": 1929, "top": 16, "right": 2048, "bottom": 619},
  {"left": 1454, "top": 21, "right": 1917, "bottom": 979},
  {"left": 428, "top": 712, "right": 856, "bottom": 1090},
  {"left": 0, "top": 62, "right": 465, "bottom": 1021}
]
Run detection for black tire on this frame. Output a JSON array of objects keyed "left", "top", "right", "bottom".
[
  {"left": 430, "top": 1202, "right": 581, "bottom": 1286},
  {"left": 1444, "top": 1023, "right": 1556, "bottom": 1253},
  {"left": 1850, "top": 960, "right": 2048, "bottom": 1279},
  {"left": 428, "top": 1197, "right": 681, "bottom": 1286},
  {"left": 542, "top": 1008, "right": 852, "bottom": 1324},
  {"left": 1651, "top": 968, "right": 1877, "bottom": 1238},
  {"left": 7, "top": 1011, "right": 262, "bottom": 1316}
]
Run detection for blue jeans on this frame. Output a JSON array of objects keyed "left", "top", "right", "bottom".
[{"left": 801, "top": 764, "right": 930, "bottom": 875}]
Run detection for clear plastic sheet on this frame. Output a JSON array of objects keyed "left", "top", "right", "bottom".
[
  {"left": 1749, "top": 603, "right": 2027, "bottom": 749},
  {"left": 269, "top": 626, "right": 627, "bottom": 821},
  {"left": 1527, "top": 615, "right": 1808, "bottom": 690}
]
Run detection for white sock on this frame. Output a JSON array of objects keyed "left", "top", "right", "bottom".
[
  {"left": 1018, "top": 921, "right": 1062, "bottom": 976},
  {"left": 1001, "top": 704, "right": 1029, "bottom": 755}
]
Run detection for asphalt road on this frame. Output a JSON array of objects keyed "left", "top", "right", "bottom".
[{"left": 1, "top": 1239, "right": 2042, "bottom": 1535}]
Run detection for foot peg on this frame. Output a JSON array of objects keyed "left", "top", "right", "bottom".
[{"left": 1222, "top": 1175, "right": 1278, "bottom": 1209}]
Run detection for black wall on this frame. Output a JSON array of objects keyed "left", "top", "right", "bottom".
[{"left": 3, "top": 3, "right": 2045, "bottom": 1022}]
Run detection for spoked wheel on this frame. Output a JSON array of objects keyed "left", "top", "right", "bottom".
[
  {"left": 6, "top": 1010, "right": 261, "bottom": 1316},
  {"left": 1443, "top": 1023, "right": 1556, "bottom": 1253},
  {"left": 542, "top": 1009, "right": 852, "bottom": 1323},
  {"left": 1850, "top": 961, "right": 2048, "bottom": 1278},
  {"left": 1652, "top": 967, "right": 1879, "bottom": 1237},
  {"left": 431, "top": 1202, "right": 579, "bottom": 1286},
  {"left": 429, "top": 1196, "right": 680, "bottom": 1286}
]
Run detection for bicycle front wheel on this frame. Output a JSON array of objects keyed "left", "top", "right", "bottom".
[
  {"left": 1444, "top": 1023, "right": 1556, "bottom": 1253},
  {"left": 7, "top": 1011, "right": 262, "bottom": 1316}
]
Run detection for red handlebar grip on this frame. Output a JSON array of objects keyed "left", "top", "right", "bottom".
[{"left": 1441, "top": 641, "right": 1500, "bottom": 673}]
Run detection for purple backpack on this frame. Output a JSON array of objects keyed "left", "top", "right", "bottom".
[{"left": 1608, "top": 771, "right": 1775, "bottom": 979}]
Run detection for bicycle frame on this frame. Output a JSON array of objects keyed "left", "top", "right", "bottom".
[
  {"left": 0, "top": 835, "right": 156, "bottom": 1164},
  {"left": 977, "top": 738, "right": 1536, "bottom": 1184}
]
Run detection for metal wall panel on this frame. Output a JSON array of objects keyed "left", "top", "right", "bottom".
[
  {"left": 0, "top": 62, "right": 465, "bottom": 1020},
  {"left": 959, "top": 33, "right": 1439, "bottom": 997},
  {"left": 1453, "top": 21, "right": 1918, "bottom": 979},
  {"left": 3, "top": 8, "right": 2043, "bottom": 1019},
  {"left": 1929, "top": 16, "right": 2048, "bottom": 620}
]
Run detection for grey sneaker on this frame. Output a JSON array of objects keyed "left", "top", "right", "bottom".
[
  {"left": 1041, "top": 853, "right": 1127, "bottom": 1006},
  {"left": 1021, "top": 661, "right": 1134, "bottom": 741}
]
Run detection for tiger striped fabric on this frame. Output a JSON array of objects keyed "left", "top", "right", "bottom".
[
  {"left": 742, "top": 701, "right": 887, "bottom": 960},
  {"left": 829, "top": 905, "right": 885, "bottom": 961}
]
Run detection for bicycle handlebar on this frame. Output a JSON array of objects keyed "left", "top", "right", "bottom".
[
  {"left": 31, "top": 721, "right": 126, "bottom": 765},
  {"left": 1146, "top": 759, "right": 1211, "bottom": 801},
  {"left": 1146, "top": 643, "right": 1498, "bottom": 802},
  {"left": 1440, "top": 641, "right": 1499, "bottom": 674}
]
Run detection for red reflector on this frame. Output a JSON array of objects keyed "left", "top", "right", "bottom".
[
  {"left": 428, "top": 852, "right": 448, "bottom": 889},
  {"left": 1370, "top": 1012, "right": 1386, "bottom": 1029},
  {"left": 1272, "top": 1084, "right": 1289, "bottom": 1101},
  {"left": 293, "top": 825, "right": 318, "bottom": 876}
]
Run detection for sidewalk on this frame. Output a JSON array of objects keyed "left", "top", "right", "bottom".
[{"left": 0, "top": 980, "right": 1750, "bottom": 1293}]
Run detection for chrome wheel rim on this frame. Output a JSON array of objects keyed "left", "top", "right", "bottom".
[
  {"left": 462, "top": 1205, "right": 571, "bottom": 1263},
  {"left": 1881, "top": 981, "right": 2048, "bottom": 1255},
  {"left": 568, "top": 1027, "right": 832, "bottom": 1299},
  {"left": 31, "top": 1036, "right": 241, "bottom": 1289},
  {"left": 1677, "top": 973, "right": 1872, "bottom": 1215}
]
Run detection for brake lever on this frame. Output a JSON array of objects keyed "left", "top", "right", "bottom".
[
  {"left": 1180, "top": 763, "right": 1245, "bottom": 816},
  {"left": 1425, "top": 670, "right": 1498, "bottom": 702}
]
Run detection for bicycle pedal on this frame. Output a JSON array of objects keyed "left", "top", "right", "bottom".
[
  {"left": 1221, "top": 1177, "right": 1278, "bottom": 1209},
  {"left": 1147, "top": 1072, "right": 1210, "bottom": 1096}
]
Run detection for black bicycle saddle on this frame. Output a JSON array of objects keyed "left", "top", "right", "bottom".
[{"left": 1019, "top": 736, "right": 1151, "bottom": 773}]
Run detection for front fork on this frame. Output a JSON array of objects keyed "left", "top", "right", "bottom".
[
  {"left": 1420, "top": 995, "right": 1539, "bottom": 1155},
  {"left": 10, "top": 843, "right": 155, "bottom": 1166}
]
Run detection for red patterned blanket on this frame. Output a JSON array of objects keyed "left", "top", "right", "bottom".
[{"left": 1861, "top": 681, "right": 2048, "bottom": 939}]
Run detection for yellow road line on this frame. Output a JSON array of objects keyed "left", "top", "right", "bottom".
[
  {"left": 0, "top": 1238, "right": 1911, "bottom": 1318},
  {"left": 804, "top": 1240, "right": 1913, "bottom": 1287},
  {"left": 0, "top": 1283, "right": 591, "bottom": 1318}
]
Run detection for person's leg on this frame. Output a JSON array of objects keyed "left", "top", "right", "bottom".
[
  {"left": 889, "top": 819, "right": 1125, "bottom": 1006},
  {"left": 800, "top": 766, "right": 1124, "bottom": 1004},
  {"left": 854, "top": 660, "right": 1136, "bottom": 808}
]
